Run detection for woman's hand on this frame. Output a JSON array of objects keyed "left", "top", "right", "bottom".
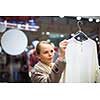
[{"left": 58, "top": 39, "right": 68, "bottom": 61}]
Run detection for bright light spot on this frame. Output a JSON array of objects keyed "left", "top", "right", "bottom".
[
  {"left": 59, "top": 16, "right": 64, "bottom": 18},
  {"left": 17, "top": 24, "right": 21, "bottom": 29},
  {"left": 96, "top": 37, "right": 99, "bottom": 41},
  {"left": 60, "top": 34, "right": 64, "bottom": 38},
  {"left": 98, "top": 42, "right": 100, "bottom": 44},
  {"left": 31, "top": 28, "right": 37, "bottom": 31},
  {"left": 33, "top": 25, "right": 40, "bottom": 29},
  {"left": 89, "top": 18, "right": 93, "bottom": 22},
  {"left": 25, "top": 23, "right": 29, "bottom": 30},
  {"left": 76, "top": 16, "right": 81, "bottom": 20},
  {"left": 96, "top": 19, "right": 100, "bottom": 23},
  {"left": 25, "top": 48, "right": 29, "bottom": 52},
  {"left": 47, "top": 39, "right": 50, "bottom": 42},
  {"left": 41, "top": 32, "right": 45, "bottom": 35},
  {"left": 71, "top": 33, "right": 75, "bottom": 36},
  {"left": 46, "top": 32, "right": 50, "bottom": 35},
  {"left": 4, "top": 20, "right": 7, "bottom": 26},
  {"left": 0, "top": 46, "right": 2, "bottom": 53}
]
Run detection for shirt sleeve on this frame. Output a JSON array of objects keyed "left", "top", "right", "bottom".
[{"left": 31, "top": 59, "right": 66, "bottom": 83}]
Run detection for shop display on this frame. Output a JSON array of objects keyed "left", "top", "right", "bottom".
[
  {"left": 0, "top": 16, "right": 99, "bottom": 83},
  {"left": 1, "top": 29, "right": 28, "bottom": 55},
  {"left": 65, "top": 21, "right": 99, "bottom": 82}
]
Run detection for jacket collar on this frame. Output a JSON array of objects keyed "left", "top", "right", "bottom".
[{"left": 33, "top": 61, "right": 54, "bottom": 74}]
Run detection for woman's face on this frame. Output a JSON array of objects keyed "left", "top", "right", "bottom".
[{"left": 38, "top": 43, "right": 55, "bottom": 66}]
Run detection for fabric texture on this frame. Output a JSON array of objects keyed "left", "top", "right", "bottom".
[
  {"left": 65, "top": 37, "right": 99, "bottom": 83},
  {"left": 31, "top": 59, "right": 66, "bottom": 83}
]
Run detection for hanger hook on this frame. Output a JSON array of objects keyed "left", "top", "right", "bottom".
[{"left": 77, "top": 21, "right": 83, "bottom": 31}]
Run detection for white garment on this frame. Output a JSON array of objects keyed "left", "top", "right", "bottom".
[{"left": 65, "top": 37, "right": 99, "bottom": 83}]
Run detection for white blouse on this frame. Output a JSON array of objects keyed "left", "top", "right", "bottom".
[{"left": 65, "top": 37, "right": 99, "bottom": 83}]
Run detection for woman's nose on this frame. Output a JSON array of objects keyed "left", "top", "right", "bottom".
[{"left": 48, "top": 52, "right": 52, "bottom": 56}]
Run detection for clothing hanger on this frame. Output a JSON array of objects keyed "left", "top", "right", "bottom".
[{"left": 74, "top": 21, "right": 88, "bottom": 42}]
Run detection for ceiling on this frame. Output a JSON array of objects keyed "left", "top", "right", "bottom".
[
  {"left": 0, "top": 16, "right": 39, "bottom": 21},
  {"left": 0, "top": 16, "right": 99, "bottom": 45},
  {"left": 80, "top": 16, "right": 100, "bottom": 19}
]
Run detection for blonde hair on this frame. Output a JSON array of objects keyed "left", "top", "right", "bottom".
[{"left": 36, "top": 41, "right": 54, "bottom": 55}]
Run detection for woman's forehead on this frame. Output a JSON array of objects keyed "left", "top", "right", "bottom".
[
  {"left": 41, "top": 43, "right": 53, "bottom": 48},
  {"left": 40, "top": 43, "right": 54, "bottom": 50}
]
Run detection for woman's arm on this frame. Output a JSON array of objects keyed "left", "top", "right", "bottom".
[{"left": 31, "top": 59, "right": 66, "bottom": 83}]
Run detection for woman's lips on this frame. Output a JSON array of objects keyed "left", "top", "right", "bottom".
[{"left": 48, "top": 58, "right": 53, "bottom": 60}]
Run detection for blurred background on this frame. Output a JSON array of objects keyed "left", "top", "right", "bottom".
[{"left": 0, "top": 16, "right": 100, "bottom": 82}]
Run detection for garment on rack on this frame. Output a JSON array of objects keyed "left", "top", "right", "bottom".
[
  {"left": 65, "top": 37, "right": 99, "bottom": 83},
  {"left": 74, "top": 31, "right": 88, "bottom": 42}
]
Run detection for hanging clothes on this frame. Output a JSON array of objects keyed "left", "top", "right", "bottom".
[{"left": 65, "top": 37, "right": 99, "bottom": 83}]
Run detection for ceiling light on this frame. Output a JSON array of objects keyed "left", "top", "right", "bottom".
[
  {"left": 98, "top": 42, "right": 100, "bottom": 44},
  {"left": 59, "top": 16, "right": 64, "bottom": 18},
  {"left": 96, "top": 37, "right": 99, "bottom": 41},
  {"left": 76, "top": 16, "right": 81, "bottom": 20},
  {"left": 96, "top": 19, "right": 100, "bottom": 23},
  {"left": 46, "top": 32, "right": 50, "bottom": 35},
  {"left": 89, "top": 18, "right": 93, "bottom": 22}
]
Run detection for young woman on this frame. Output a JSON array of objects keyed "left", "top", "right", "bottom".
[{"left": 31, "top": 39, "right": 68, "bottom": 83}]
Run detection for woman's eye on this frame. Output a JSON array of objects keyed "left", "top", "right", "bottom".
[
  {"left": 51, "top": 50, "right": 54, "bottom": 53},
  {"left": 44, "top": 51, "right": 48, "bottom": 54}
]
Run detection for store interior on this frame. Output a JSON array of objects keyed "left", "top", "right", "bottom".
[{"left": 0, "top": 16, "right": 100, "bottom": 82}]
